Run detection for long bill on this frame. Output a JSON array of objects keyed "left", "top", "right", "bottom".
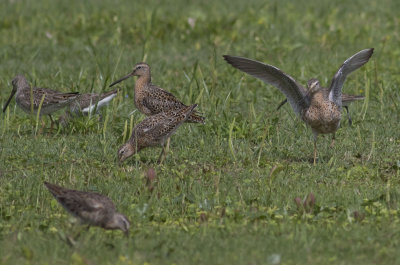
[
  {"left": 109, "top": 73, "right": 133, "bottom": 87},
  {"left": 2, "top": 89, "right": 16, "bottom": 113}
]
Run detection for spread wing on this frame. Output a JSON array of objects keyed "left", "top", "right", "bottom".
[
  {"left": 328, "top": 48, "right": 374, "bottom": 106},
  {"left": 223, "top": 55, "right": 310, "bottom": 115}
]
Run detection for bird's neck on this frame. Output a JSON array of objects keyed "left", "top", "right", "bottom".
[
  {"left": 310, "top": 91, "right": 326, "bottom": 107},
  {"left": 135, "top": 73, "right": 151, "bottom": 90},
  {"left": 17, "top": 84, "right": 31, "bottom": 96},
  {"left": 128, "top": 136, "right": 143, "bottom": 152}
]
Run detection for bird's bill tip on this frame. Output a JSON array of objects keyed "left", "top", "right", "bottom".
[
  {"left": 109, "top": 73, "right": 132, "bottom": 87},
  {"left": 117, "top": 157, "right": 125, "bottom": 166},
  {"left": 2, "top": 90, "right": 17, "bottom": 113}
]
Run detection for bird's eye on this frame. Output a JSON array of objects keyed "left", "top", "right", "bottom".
[{"left": 137, "top": 66, "right": 142, "bottom": 70}]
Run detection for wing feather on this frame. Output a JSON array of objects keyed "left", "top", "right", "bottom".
[
  {"left": 328, "top": 48, "right": 374, "bottom": 105},
  {"left": 223, "top": 55, "right": 309, "bottom": 115}
]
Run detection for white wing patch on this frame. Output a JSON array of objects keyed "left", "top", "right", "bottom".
[{"left": 82, "top": 94, "right": 117, "bottom": 113}]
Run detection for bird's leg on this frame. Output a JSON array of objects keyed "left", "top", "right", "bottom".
[
  {"left": 39, "top": 117, "right": 45, "bottom": 135},
  {"left": 165, "top": 137, "right": 171, "bottom": 153},
  {"left": 97, "top": 111, "right": 103, "bottom": 122},
  {"left": 276, "top": 98, "right": 288, "bottom": 111},
  {"left": 330, "top": 133, "right": 336, "bottom": 148},
  {"left": 313, "top": 133, "right": 318, "bottom": 165},
  {"left": 58, "top": 111, "right": 72, "bottom": 128},
  {"left": 344, "top": 106, "right": 352, "bottom": 127},
  {"left": 72, "top": 225, "right": 90, "bottom": 242},
  {"left": 48, "top": 114, "right": 55, "bottom": 132},
  {"left": 157, "top": 144, "right": 167, "bottom": 165}
]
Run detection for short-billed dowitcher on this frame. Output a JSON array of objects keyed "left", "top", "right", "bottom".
[
  {"left": 118, "top": 104, "right": 198, "bottom": 164},
  {"left": 109, "top": 62, "right": 205, "bottom": 124},
  {"left": 276, "top": 93, "right": 365, "bottom": 126},
  {"left": 58, "top": 88, "right": 119, "bottom": 125},
  {"left": 224, "top": 48, "right": 374, "bottom": 164},
  {"left": 2, "top": 75, "right": 79, "bottom": 127},
  {"left": 44, "top": 182, "right": 130, "bottom": 236},
  {"left": 69, "top": 88, "right": 119, "bottom": 114}
]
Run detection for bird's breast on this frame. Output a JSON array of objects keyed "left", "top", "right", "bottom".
[{"left": 303, "top": 102, "right": 341, "bottom": 134}]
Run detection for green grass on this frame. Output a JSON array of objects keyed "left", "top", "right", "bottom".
[{"left": 1, "top": 0, "right": 400, "bottom": 264}]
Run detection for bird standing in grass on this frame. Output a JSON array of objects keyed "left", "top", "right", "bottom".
[
  {"left": 276, "top": 90, "right": 365, "bottom": 126},
  {"left": 109, "top": 62, "right": 205, "bottom": 124},
  {"left": 118, "top": 104, "right": 198, "bottom": 164},
  {"left": 2, "top": 75, "right": 79, "bottom": 129},
  {"left": 224, "top": 48, "right": 374, "bottom": 164},
  {"left": 44, "top": 182, "right": 130, "bottom": 236},
  {"left": 110, "top": 62, "right": 205, "bottom": 153},
  {"left": 58, "top": 88, "right": 119, "bottom": 126}
]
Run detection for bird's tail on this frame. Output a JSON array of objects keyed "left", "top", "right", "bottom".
[
  {"left": 342, "top": 94, "right": 365, "bottom": 105},
  {"left": 101, "top": 88, "right": 120, "bottom": 99},
  {"left": 187, "top": 109, "right": 206, "bottom": 124}
]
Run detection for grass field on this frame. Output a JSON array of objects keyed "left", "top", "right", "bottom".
[{"left": 0, "top": 0, "right": 400, "bottom": 264}]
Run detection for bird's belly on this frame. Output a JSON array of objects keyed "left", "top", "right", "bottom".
[
  {"left": 16, "top": 96, "right": 36, "bottom": 114},
  {"left": 303, "top": 103, "right": 341, "bottom": 134},
  {"left": 16, "top": 95, "right": 64, "bottom": 115}
]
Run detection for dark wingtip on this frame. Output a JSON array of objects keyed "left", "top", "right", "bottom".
[
  {"left": 363, "top": 48, "right": 374, "bottom": 60},
  {"left": 187, "top": 104, "right": 206, "bottom": 124},
  {"left": 222, "top": 55, "right": 248, "bottom": 70},
  {"left": 368, "top": 48, "right": 374, "bottom": 56},
  {"left": 186, "top": 103, "right": 198, "bottom": 114},
  {"left": 43, "top": 181, "right": 52, "bottom": 190},
  {"left": 222, "top": 55, "right": 233, "bottom": 63}
]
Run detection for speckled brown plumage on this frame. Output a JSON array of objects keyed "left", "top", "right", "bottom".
[
  {"left": 109, "top": 63, "right": 205, "bottom": 124},
  {"left": 118, "top": 104, "right": 198, "bottom": 163},
  {"left": 44, "top": 182, "right": 130, "bottom": 235},
  {"left": 277, "top": 91, "right": 365, "bottom": 126},
  {"left": 2, "top": 75, "right": 79, "bottom": 116},
  {"left": 224, "top": 48, "right": 374, "bottom": 164}
]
